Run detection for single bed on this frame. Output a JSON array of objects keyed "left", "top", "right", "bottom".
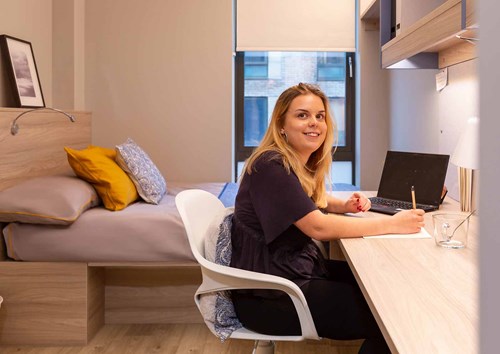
[
  {"left": 0, "top": 108, "right": 358, "bottom": 346},
  {"left": 3, "top": 181, "right": 224, "bottom": 262},
  {"left": 0, "top": 109, "right": 226, "bottom": 346}
]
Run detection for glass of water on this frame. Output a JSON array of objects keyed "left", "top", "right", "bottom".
[{"left": 432, "top": 213, "right": 470, "bottom": 249}]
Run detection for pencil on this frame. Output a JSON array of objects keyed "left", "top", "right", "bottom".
[{"left": 411, "top": 185, "right": 416, "bottom": 209}]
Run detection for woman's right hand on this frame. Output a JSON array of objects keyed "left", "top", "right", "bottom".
[{"left": 389, "top": 209, "right": 425, "bottom": 234}]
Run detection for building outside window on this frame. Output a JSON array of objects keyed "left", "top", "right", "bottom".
[
  {"left": 317, "top": 52, "right": 346, "bottom": 81},
  {"left": 244, "top": 52, "right": 268, "bottom": 79},
  {"left": 244, "top": 97, "right": 268, "bottom": 146},
  {"left": 235, "top": 51, "right": 355, "bottom": 184}
]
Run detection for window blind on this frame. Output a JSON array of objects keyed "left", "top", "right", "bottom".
[{"left": 236, "top": 0, "right": 355, "bottom": 52}]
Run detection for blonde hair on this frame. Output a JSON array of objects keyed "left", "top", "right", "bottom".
[{"left": 242, "top": 83, "right": 336, "bottom": 208}]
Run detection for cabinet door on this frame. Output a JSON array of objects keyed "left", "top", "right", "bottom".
[
  {"left": 380, "top": 0, "right": 478, "bottom": 69},
  {"left": 395, "top": 0, "right": 447, "bottom": 36}
]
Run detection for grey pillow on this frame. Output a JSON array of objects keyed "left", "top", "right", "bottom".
[
  {"left": 0, "top": 175, "right": 100, "bottom": 225},
  {"left": 115, "top": 138, "right": 167, "bottom": 204}
]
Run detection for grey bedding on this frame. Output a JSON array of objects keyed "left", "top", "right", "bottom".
[{"left": 3, "top": 182, "right": 224, "bottom": 262}]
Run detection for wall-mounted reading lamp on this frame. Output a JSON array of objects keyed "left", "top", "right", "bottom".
[
  {"left": 455, "top": 34, "right": 479, "bottom": 46},
  {"left": 10, "top": 107, "right": 76, "bottom": 136}
]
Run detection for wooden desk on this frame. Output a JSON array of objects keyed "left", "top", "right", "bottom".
[{"left": 334, "top": 192, "right": 478, "bottom": 354}]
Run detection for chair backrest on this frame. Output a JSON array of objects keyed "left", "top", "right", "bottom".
[
  {"left": 176, "top": 189, "right": 321, "bottom": 343},
  {"left": 175, "top": 189, "right": 226, "bottom": 263}
]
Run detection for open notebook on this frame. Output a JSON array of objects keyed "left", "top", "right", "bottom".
[{"left": 363, "top": 228, "right": 432, "bottom": 239}]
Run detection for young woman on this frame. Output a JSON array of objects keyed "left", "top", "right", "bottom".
[{"left": 230, "top": 83, "right": 424, "bottom": 353}]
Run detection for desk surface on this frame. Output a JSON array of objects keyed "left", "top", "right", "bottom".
[{"left": 334, "top": 192, "right": 478, "bottom": 354}]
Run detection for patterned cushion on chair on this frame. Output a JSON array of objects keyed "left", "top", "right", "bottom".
[{"left": 200, "top": 207, "right": 242, "bottom": 342}]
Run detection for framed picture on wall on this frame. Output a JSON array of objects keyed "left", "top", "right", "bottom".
[{"left": 0, "top": 34, "right": 45, "bottom": 108}]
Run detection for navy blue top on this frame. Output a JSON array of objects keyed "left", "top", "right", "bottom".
[{"left": 230, "top": 151, "right": 329, "bottom": 295}]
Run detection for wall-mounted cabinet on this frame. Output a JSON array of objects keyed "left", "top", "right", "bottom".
[
  {"left": 360, "top": 0, "right": 478, "bottom": 69},
  {"left": 360, "top": 0, "right": 380, "bottom": 30}
]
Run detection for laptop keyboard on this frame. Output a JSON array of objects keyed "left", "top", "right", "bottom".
[{"left": 369, "top": 197, "right": 430, "bottom": 210}]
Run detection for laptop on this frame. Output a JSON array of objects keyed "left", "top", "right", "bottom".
[{"left": 369, "top": 151, "right": 450, "bottom": 215}]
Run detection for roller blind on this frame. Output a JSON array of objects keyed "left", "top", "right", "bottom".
[{"left": 236, "top": 0, "right": 355, "bottom": 52}]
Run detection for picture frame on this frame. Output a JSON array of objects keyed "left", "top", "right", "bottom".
[{"left": 0, "top": 34, "right": 45, "bottom": 108}]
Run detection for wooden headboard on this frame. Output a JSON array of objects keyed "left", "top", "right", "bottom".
[{"left": 0, "top": 108, "right": 91, "bottom": 191}]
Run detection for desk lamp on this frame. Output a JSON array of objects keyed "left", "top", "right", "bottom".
[{"left": 450, "top": 116, "right": 479, "bottom": 212}]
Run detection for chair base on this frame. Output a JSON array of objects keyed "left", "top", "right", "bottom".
[{"left": 253, "top": 340, "right": 275, "bottom": 354}]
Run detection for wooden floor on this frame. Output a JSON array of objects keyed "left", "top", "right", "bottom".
[{"left": 0, "top": 324, "right": 361, "bottom": 354}]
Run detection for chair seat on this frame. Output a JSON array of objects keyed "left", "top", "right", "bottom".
[
  {"left": 175, "top": 189, "right": 320, "bottom": 353},
  {"left": 230, "top": 327, "right": 309, "bottom": 342}
]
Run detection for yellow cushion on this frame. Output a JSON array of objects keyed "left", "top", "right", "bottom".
[{"left": 65, "top": 146, "right": 139, "bottom": 211}]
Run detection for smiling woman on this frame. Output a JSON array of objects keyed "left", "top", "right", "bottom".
[
  {"left": 280, "top": 94, "right": 329, "bottom": 165},
  {"left": 228, "top": 83, "right": 423, "bottom": 354},
  {"left": 240, "top": 83, "right": 335, "bottom": 207},
  {"left": 234, "top": 51, "right": 355, "bottom": 184}
]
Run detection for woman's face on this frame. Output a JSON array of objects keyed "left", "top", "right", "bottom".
[{"left": 281, "top": 93, "right": 327, "bottom": 164}]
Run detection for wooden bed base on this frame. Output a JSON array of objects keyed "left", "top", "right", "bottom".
[
  {"left": 0, "top": 110, "right": 203, "bottom": 346},
  {"left": 0, "top": 262, "right": 203, "bottom": 346}
]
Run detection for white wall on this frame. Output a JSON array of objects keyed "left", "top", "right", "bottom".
[
  {"left": 84, "top": 0, "right": 233, "bottom": 183},
  {"left": 357, "top": 21, "right": 390, "bottom": 190},
  {"left": 389, "top": 69, "right": 439, "bottom": 152},
  {"left": 0, "top": 0, "right": 53, "bottom": 107},
  {"left": 479, "top": 0, "right": 500, "bottom": 351},
  {"left": 52, "top": 0, "right": 85, "bottom": 110},
  {"left": 0, "top": 0, "right": 233, "bottom": 183},
  {"left": 388, "top": 60, "right": 478, "bottom": 201},
  {"left": 436, "top": 60, "right": 478, "bottom": 200}
]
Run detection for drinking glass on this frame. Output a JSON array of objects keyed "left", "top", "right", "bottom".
[{"left": 432, "top": 213, "right": 469, "bottom": 249}]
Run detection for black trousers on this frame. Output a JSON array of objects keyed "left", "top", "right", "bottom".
[{"left": 232, "top": 260, "right": 390, "bottom": 354}]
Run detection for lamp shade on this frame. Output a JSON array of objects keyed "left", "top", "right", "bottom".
[{"left": 451, "top": 116, "right": 479, "bottom": 170}]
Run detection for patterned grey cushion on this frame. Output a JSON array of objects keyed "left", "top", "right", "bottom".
[
  {"left": 115, "top": 138, "right": 166, "bottom": 204},
  {"left": 213, "top": 213, "right": 242, "bottom": 340},
  {"left": 200, "top": 208, "right": 242, "bottom": 342}
]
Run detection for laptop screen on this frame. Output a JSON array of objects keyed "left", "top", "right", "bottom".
[{"left": 377, "top": 151, "right": 450, "bottom": 206}]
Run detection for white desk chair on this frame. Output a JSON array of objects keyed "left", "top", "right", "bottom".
[{"left": 175, "top": 189, "right": 320, "bottom": 354}]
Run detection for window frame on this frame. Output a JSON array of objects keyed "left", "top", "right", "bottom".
[{"left": 235, "top": 52, "right": 356, "bottom": 184}]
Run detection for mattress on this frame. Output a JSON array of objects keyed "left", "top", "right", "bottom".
[{"left": 2, "top": 182, "right": 225, "bottom": 262}]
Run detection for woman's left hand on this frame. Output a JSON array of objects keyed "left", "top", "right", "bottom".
[{"left": 345, "top": 192, "right": 371, "bottom": 213}]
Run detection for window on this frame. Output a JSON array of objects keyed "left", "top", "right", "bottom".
[
  {"left": 317, "top": 53, "right": 346, "bottom": 81},
  {"left": 244, "top": 97, "right": 268, "bottom": 146},
  {"left": 329, "top": 97, "right": 346, "bottom": 146},
  {"left": 244, "top": 52, "right": 268, "bottom": 79},
  {"left": 235, "top": 51, "right": 355, "bottom": 184}
]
